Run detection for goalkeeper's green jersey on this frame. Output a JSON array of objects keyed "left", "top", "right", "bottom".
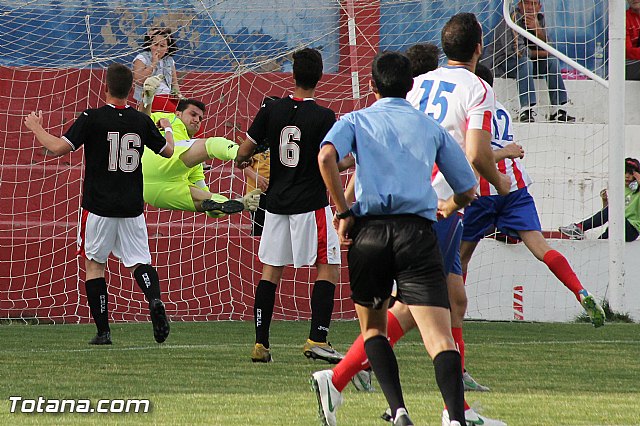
[
  {"left": 625, "top": 185, "right": 640, "bottom": 232},
  {"left": 150, "top": 112, "right": 190, "bottom": 141},
  {"left": 141, "top": 112, "right": 205, "bottom": 186}
]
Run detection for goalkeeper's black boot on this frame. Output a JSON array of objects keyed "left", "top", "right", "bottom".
[
  {"left": 201, "top": 199, "right": 245, "bottom": 214},
  {"left": 89, "top": 331, "right": 112, "bottom": 345},
  {"left": 149, "top": 299, "right": 170, "bottom": 343}
]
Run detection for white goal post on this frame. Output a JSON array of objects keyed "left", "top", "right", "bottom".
[{"left": 503, "top": 0, "right": 627, "bottom": 314}]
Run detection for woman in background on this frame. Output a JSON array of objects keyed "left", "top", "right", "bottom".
[{"left": 133, "top": 27, "right": 181, "bottom": 112}]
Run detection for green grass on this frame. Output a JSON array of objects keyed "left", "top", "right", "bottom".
[{"left": 0, "top": 321, "right": 638, "bottom": 425}]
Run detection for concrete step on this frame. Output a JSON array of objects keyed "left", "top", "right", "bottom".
[{"left": 493, "top": 78, "right": 640, "bottom": 125}]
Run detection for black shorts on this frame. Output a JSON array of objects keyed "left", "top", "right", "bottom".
[{"left": 347, "top": 215, "right": 449, "bottom": 309}]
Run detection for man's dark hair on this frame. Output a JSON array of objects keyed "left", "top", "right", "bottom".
[
  {"left": 292, "top": 48, "right": 323, "bottom": 90},
  {"left": 405, "top": 43, "right": 440, "bottom": 77},
  {"left": 177, "top": 98, "right": 206, "bottom": 114},
  {"left": 143, "top": 27, "right": 178, "bottom": 56},
  {"left": 441, "top": 13, "right": 483, "bottom": 62},
  {"left": 106, "top": 63, "right": 133, "bottom": 99},
  {"left": 371, "top": 51, "right": 414, "bottom": 98},
  {"left": 474, "top": 63, "right": 494, "bottom": 87}
]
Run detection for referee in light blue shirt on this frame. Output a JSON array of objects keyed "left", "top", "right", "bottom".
[{"left": 318, "top": 51, "right": 477, "bottom": 426}]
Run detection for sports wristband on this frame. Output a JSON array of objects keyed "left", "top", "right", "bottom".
[
  {"left": 336, "top": 209, "right": 353, "bottom": 220},
  {"left": 164, "top": 127, "right": 173, "bottom": 134}
]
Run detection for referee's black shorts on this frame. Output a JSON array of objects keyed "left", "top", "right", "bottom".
[{"left": 347, "top": 214, "right": 449, "bottom": 310}]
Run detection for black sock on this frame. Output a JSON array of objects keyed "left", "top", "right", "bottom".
[
  {"left": 433, "top": 350, "right": 465, "bottom": 423},
  {"left": 579, "top": 206, "right": 608, "bottom": 232},
  {"left": 364, "top": 335, "right": 405, "bottom": 415},
  {"left": 85, "top": 278, "right": 110, "bottom": 333},
  {"left": 309, "top": 280, "right": 335, "bottom": 342},
  {"left": 133, "top": 264, "right": 161, "bottom": 302},
  {"left": 254, "top": 280, "right": 277, "bottom": 348}
]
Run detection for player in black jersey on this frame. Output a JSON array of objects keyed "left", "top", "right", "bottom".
[
  {"left": 24, "top": 63, "right": 175, "bottom": 345},
  {"left": 236, "top": 48, "right": 347, "bottom": 364}
]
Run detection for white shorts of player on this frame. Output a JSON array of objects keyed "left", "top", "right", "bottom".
[
  {"left": 78, "top": 210, "right": 152, "bottom": 268},
  {"left": 259, "top": 206, "right": 341, "bottom": 268}
]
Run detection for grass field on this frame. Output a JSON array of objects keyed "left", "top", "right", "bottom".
[{"left": 0, "top": 320, "right": 638, "bottom": 425}]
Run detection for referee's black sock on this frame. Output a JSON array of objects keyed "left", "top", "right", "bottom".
[
  {"left": 133, "top": 264, "right": 161, "bottom": 302},
  {"left": 364, "top": 335, "right": 405, "bottom": 416},
  {"left": 254, "top": 280, "right": 277, "bottom": 348},
  {"left": 433, "top": 350, "right": 465, "bottom": 424},
  {"left": 309, "top": 280, "right": 335, "bottom": 342},
  {"left": 85, "top": 278, "right": 110, "bottom": 334}
]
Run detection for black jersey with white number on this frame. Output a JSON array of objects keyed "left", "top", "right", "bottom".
[
  {"left": 247, "top": 96, "right": 336, "bottom": 214},
  {"left": 63, "top": 105, "right": 167, "bottom": 217}
]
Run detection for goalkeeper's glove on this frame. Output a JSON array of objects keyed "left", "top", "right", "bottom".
[
  {"left": 236, "top": 188, "right": 261, "bottom": 212},
  {"left": 171, "top": 87, "right": 185, "bottom": 100},
  {"left": 143, "top": 75, "right": 164, "bottom": 108}
]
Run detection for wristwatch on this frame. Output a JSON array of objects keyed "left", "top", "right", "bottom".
[{"left": 336, "top": 209, "right": 354, "bottom": 220}]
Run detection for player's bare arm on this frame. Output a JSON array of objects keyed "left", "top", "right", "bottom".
[
  {"left": 318, "top": 143, "right": 353, "bottom": 246},
  {"left": 234, "top": 139, "right": 256, "bottom": 168},
  {"left": 466, "top": 128, "right": 511, "bottom": 195},
  {"left": 337, "top": 154, "right": 355, "bottom": 172},
  {"left": 437, "top": 188, "right": 477, "bottom": 219},
  {"left": 244, "top": 166, "right": 269, "bottom": 192},
  {"left": 24, "top": 111, "right": 73, "bottom": 156},
  {"left": 331, "top": 163, "right": 357, "bottom": 230},
  {"left": 154, "top": 117, "right": 175, "bottom": 158},
  {"left": 494, "top": 143, "right": 525, "bottom": 162}
]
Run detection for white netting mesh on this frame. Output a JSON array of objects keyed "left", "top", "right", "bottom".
[{"left": 1, "top": 0, "right": 614, "bottom": 323}]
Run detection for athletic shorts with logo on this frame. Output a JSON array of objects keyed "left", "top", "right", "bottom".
[
  {"left": 433, "top": 212, "right": 463, "bottom": 276},
  {"left": 78, "top": 210, "right": 152, "bottom": 267},
  {"left": 258, "top": 206, "right": 340, "bottom": 268},
  {"left": 347, "top": 215, "right": 449, "bottom": 309},
  {"left": 462, "top": 187, "right": 541, "bottom": 242}
]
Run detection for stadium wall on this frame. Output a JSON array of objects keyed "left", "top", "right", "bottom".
[{"left": 0, "top": 0, "right": 608, "bottom": 73}]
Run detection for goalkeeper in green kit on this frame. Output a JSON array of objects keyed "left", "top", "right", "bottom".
[{"left": 140, "top": 75, "right": 260, "bottom": 217}]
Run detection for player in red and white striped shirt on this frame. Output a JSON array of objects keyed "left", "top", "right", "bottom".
[
  {"left": 460, "top": 64, "right": 605, "bottom": 329},
  {"left": 407, "top": 50, "right": 510, "bottom": 202},
  {"left": 406, "top": 14, "right": 512, "bottom": 412},
  {"left": 476, "top": 98, "right": 532, "bottom": 196}
]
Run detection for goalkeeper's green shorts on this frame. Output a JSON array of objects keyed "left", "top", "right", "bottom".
[
  {"left": 144, "top": 181, "right": 197, "bottom": 212},
  {"left": 144, "top": 181, "right": 229, "bottom": 218}
]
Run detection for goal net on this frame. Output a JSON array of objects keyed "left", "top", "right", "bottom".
[{"left": 0, "top": 0, "right": 617, "bottom": 324}]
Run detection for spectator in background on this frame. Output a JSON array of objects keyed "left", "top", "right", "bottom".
[
  {"left": 244, "top": 150, "right": 270, "bottom": 236},
  {"left": 482, "top": 0, "right": 574, "bottom": 123},
  {"left": 133, "top": 27, "right": 182, "bottom": 112},
  {"left": 626, "top": 0, "right": 640, "bottom": 80},
  {"left": 242, "top": 96, "right": 279, "bottom": 237},
  {"left": 559, "top": 158, "right": 640, "bottom": 242}
]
